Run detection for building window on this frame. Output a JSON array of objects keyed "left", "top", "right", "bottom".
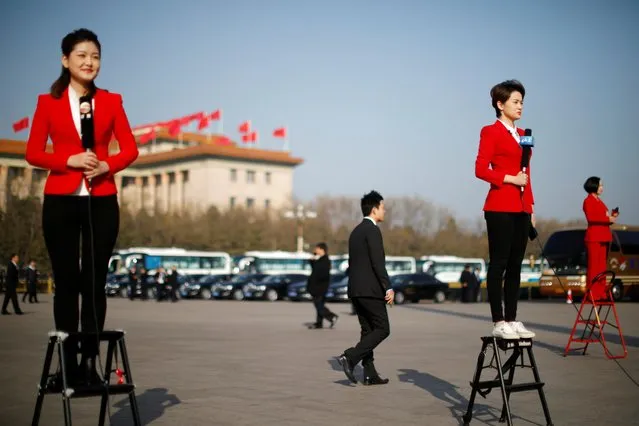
[
  {"left": 229, "top": 197, "right": 236, "bottom": 208},
  {"left": 265, "top": 172, "right": 271, "bottom": 185},
  {"left": 246, "top": 198, "right": 255, "bottom": 208},
  {"left": 182, "top": 170, "right": 189, "bottom": 183},
  {"left": 246, "top": 170, "right": 256, "bottom": 183},
  {"left": 230, "top": 169, "right": 237, "bottom": 182},
  {"left": 265, "top": 199, "right": 270, "bottom": 209}
]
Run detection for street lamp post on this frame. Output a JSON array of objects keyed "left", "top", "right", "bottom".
[{"left": 283, "top": 204, "right": 317, "bottom": 252}]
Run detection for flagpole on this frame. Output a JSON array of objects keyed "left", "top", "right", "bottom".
[
  {"left": 152, "top": 129, "right": 157, "bottom": 153},
  {"left": 284, "top": 127, "right": 289, "bottom": 151}
]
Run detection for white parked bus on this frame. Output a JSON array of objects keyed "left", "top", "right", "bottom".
[
  {"left": 236, "top": 251, "right": 313, "bottom": 275},
  {"left": 327, "top": 255, "right": 417, "bottom": 276},
  {"left": 330, "top": 254, "right": 349, "bottom": 274},
  {"left": 385, "top": 256, "right": 417, "bottom": 276},
  {"left": 420, "top": 255, "right": 487, "bottom": 283},
  {"left": 108, "top": 247, "right": 232, "bottom": 276},
  {"left": 520, "top": 257, "right": 549, "bottom": 283}
]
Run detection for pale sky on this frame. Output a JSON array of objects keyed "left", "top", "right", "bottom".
[{"left": 1, "top": 0, "right": 637, "bottom": 224}]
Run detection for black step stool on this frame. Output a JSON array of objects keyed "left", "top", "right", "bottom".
[
  {"left": 31, "top": 330, "right": 141, "bottom": 426},
  {"left": 462, "top": 336, "right": 553, "bottom": 426}
]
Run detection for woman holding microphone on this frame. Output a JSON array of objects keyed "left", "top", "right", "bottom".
[
  {"left": 475, "top": 79, "right": 536, "bottom": 340},
  {"left": 25, "top": 28, "right": 139, "bottom": 386},
  {"left": 582, "top": 176, "right": 618, "bottom": 301}
]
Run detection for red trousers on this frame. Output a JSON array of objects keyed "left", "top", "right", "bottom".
[{"left": 586, "top": 241, "right": 609, "bottom": 301}]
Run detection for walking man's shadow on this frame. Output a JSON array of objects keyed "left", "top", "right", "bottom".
[
  {"left": 109, "top": 387, "right": 181, "bottom": 425},
  {"left": 397, "top": 369, "right": 541, "bottom": 426}
]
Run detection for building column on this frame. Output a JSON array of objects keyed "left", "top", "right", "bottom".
[
  {"left": 161, "top": 172, "right": 170, "bottom": 213},
  {"left": 149, "top": 175, "right": 157, "bottom": 213},
  {"left": 0, "top": 165, "right": 7, "bottom": 211},
  {"left": 23, "top": 167, "right": 33, "bottom": 197},
  {"left": 175, "top": 170, "right": 184, "bottom": 214},
  {"left": 134, "top": 176, "right": 143, "bottom": 212}
]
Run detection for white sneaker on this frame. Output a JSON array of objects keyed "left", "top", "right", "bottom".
[
  {"left": 509, "top": 321, "right": 535, "bottom": 338},
  {"left": 492, "top": 321, "right": 519, "bottom": 339}
]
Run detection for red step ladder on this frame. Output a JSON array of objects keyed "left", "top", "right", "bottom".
[{"left": 564, "top": 270, "right": 627, "bottom": 359}]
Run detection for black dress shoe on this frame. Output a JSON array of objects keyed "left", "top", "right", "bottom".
[
  {"left": 1, "top": 311, "right": 10, "bottom": 315},
  {"left": 308, "top": 323, "right": 323, "bottom": 329},
  {"left": 337, "top": 354, "right": 357, "bottom": 384},
  {"left": 363, "top": 375, "right": 389, "bottom": 386},
  {"left": 15, "top": 311, "right": 24, "bottom": 315},
  {"left": 330, "top": 315, "right": 339, "bottom": 328}
]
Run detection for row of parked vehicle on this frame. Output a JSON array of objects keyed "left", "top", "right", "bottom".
[{"left": 105, "top": 271, "right": 451, "bottom": 304}]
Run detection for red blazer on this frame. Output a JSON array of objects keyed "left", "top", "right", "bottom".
[
  {"left": 583, "top": 194, "right": 612, "bottom": 242},
  {"left": 25, "top": 87, "right": 139, "bottom": 196},
  {"left": 475, "top": 120, "right": 534, "bottom": 213}
]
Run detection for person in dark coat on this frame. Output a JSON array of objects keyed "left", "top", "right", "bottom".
[
  {"left": 22, "top": 260, "right": 39, "bottom": 303},
  {"left": 337, "top": 190, "right": 393, "bottom": 385},
  {"left": 2, "top": 253, "right": 23, "bottom": 315},
  {"left": 307, "top": 242, "right": 338, "bottom": 329}
]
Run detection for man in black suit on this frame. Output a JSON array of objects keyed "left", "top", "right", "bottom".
[
  {"left": 459, "top": 264, "right": 474, "bottom": 303},
  {"left": 307, "top": 242, "right": 338, "bottom": 329},
  {"left": 337, "top": 191, "right": 394, "bottom": 385},
  {"left": 22, "top": 259, "right": 39, "bottom": 303},
  {"left": 2, "top": 253, "right": 24, "bottom": 315}
]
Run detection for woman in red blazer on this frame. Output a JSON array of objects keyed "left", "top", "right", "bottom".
[
  {"left": 475, "top": 79, "right": 535, "bottom": 340},
  {"left": 25, "top": 29, "right": 138, "bottom": 387},
  {"left": 582, "top": 176, "right": 618, "bottom": 300}
]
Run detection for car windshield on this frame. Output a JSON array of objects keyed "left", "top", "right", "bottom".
[
  {"left": 230, "top": 274, "right": 262, "bottom": 283},
  {"left": 199, "top": 275, "right": 226, "bottom": 284},
  {"left": 391, "top": 275, "right": 411, "bottom": 285}
]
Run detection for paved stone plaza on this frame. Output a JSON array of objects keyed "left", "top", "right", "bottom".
[{"left": 1, "top": 296, "right": 638, "bottom": 425}]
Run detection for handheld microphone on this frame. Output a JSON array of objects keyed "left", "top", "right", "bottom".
[
  {"left": 79, "top": 95, "right": 95, "bottom": 189},
  {"left": 519, "top": 128, "right": 534, "bottom": 193}
]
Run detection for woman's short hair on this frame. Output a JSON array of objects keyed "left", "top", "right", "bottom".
[
  {"left": 490, "top": 80, "right": 526, "bottom": 118},
  {"left": 583, "top": 176, "right": 601, "bottom": 194}
]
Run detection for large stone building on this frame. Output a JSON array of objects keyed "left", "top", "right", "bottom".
[{"left": 0, "top": 130, "right": 304, "bottom": 214}]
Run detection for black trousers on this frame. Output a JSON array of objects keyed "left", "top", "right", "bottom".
[
  {"left": 485, "top": 211, "right": 530, "bottom": 322},
  {"left": 23, "top": 282, "right": 38, "bottom": 303},
  {"left": 2, "top": 284, "right": 21, "bottom": 313},
  {"left": 312, "top": 295, "right": 335, "bottom": 326},
  {"left": 344, "top": 297, "right": 390, "bottom": 375},
  {"left": 42, "top": 195, "right": 119, "bottom": 357}
]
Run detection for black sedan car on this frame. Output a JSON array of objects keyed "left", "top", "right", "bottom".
[
  {"left": 390, "top": 273, "right": 449, "bottom": 304},
  {"left": 180, "top": 274, "right": 232, "bottom": 299},
  {"left": 326, "top": 276, "right": 350, "bottom": 302},
  {"left": 105, "top": 273, "right": 129, "bottom": 298},
  {"left": 287, "top": 273, "right": 346, "bottom": 301},
  {"left": 212, "top": 274, "right": 267, "bottom": 300},
  {"left": 243, "top": 273, "right": 309, "bottom": 301}
]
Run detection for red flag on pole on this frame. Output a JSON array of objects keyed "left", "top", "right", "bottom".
[
  {"left": 168, "top": 120, "right": 182, "bottom": 136},
  {"left": 180, "top": 112, "right": 202, "bottom": 126},
  {"left": 238, "top": 120, "right": 251, "bottom": 133},
  {"left": 139, "top": 129, "right": 156, "bottom": 144},
  {"left": 209, "top": 110, "right": 221, "bottom": 120},
  {"left": 197, "top": 115, "right": 209, "bottom": 130},
  {"left": 248, "top": 131, "right": 258, "bottom": 143},
  {"left": 217, "top": 135, "right": 232, "bottom": 146},
  {"left": 12, "top": 117, "right": 29, "bottom": 133},
  {"left": 272, "top": 127, "right": 287, "bottom": 138}
]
